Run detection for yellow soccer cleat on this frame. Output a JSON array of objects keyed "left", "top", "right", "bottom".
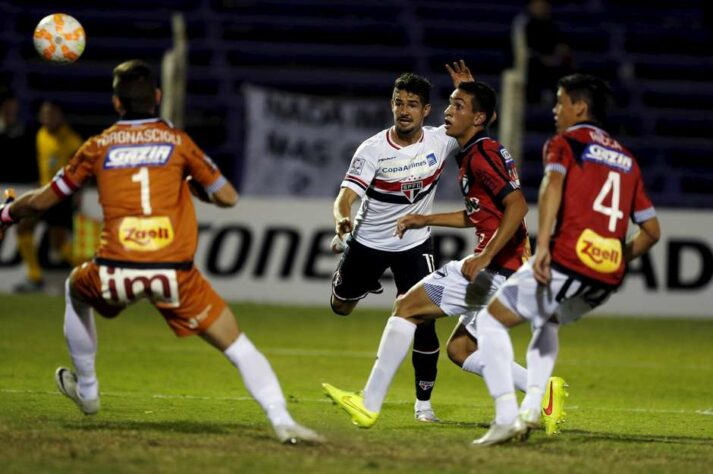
[
  {"left": 541, "top": 376, "right": 569, "bottom": 435},
  {"left": 322, "top": 382, "right": 378, "bottom": 428}
]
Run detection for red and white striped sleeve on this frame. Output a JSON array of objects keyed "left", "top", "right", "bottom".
[{"left": 341, "top": 148, "right": 377, "bottom": 198}]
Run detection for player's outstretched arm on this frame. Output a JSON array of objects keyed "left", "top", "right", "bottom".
[
  {"left": 623, "top": 217, "right": 661, "bottom": 262},
  {"left": 1, "top": 183, "right": 62, "bottom": 224},
  {"left": 395, "top": 210, "right": 472, "bottom": 238}
]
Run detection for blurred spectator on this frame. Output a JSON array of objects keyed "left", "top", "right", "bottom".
[
  {"left": 14, "top": 100, "right": 82, "bottom": 292},
  {"left": 513, "top": 0, "right": 574, "bottom": 104},
  {"left": 0, "top": 88, "right": 38, "bottom": 184}
]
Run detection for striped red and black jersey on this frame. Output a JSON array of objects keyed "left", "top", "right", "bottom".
[
  {"left": 457, "top": 131, "right": 529, "bottom": 273},
  {"left": 543, "top": 122, "right": 655, "bottom": 287}
]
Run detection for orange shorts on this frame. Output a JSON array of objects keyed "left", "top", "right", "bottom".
[{"left": 70, "top": 261, "right": 226, "bottom": 337}]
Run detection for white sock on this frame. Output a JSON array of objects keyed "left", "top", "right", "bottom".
[
  {"left": 363, "top": 316, "right": 416, "bottom": 413},
  {"left": 521, "top": 322, "right": 559, "bottom": 413},
  {"left": 462, "top": 351, "right": 528, "bottom": 393},
  {"left": 477, "top": 310, "right": 518, "bottom": 425},
  {"left": 63, "top": 280, "right": 98, "bottom": 401},
  {"left": 414, "top": 399, "right": 432, "bottom": 411},
  {"left": 223, "top": 333, "right": 294, "bottom": 427}
]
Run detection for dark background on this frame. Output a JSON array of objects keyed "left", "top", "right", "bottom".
[{"left": 2, "top": 0, "right": 712, "bottom": 207}]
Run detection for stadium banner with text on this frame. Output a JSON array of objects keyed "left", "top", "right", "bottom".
[
  {"left": 241, "top": 83, "right": 391, "bottom": 197},
  {"left": 240, "top": 83, "right": 468, "bottom": 201},
  {"left": 0, "top": 191, "right": 711, "bottom": 317}
]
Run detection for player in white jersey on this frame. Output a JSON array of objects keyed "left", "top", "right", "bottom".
[{"left": 330, "top": 66, "right": 469, "bottom": 422}]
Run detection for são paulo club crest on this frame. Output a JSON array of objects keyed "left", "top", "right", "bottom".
[{"left": 401, "top": 180, "right": 423, "bottom": 202}]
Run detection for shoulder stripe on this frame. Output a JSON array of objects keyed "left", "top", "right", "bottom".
[
  {"left": 345, "top": 175, "right": 368, "bottom": 190},
  {"left": 545, "top": 163, "right": 568, "bottom": 175},
  {"left": 205, "top": 175, "right": 228, "bottom": 194},
  {"left": 51, "top": 170, "right": 78, "bottom": 197},
  {"left": 633, "top": 207, "right": 656, "bottom": 224},
  {"left": 477, "top": 141, "right": 511, "bottom": 185}
]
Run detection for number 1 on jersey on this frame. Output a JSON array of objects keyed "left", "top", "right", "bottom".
[
  {"left": 131, "top": 167, "right": 152, "bottom": 215},
  {"left": 593, "top": 171, "right": 623, "bottom": 232}
]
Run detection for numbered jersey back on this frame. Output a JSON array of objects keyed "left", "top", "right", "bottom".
[
  {"left": 543, "top": 123, "right": 655, "bottom": 286},
  {"left": 54, "top": 118, "right": 223, "bottom": 265}
]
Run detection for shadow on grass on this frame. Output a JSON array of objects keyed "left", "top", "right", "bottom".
[
  {"left": 536, "top": 429, "right": 713, "bottom": 447},
  {"left": 62, "top": 419, "right": 265, "bottom": 437},
  {"left": 433, "top": 420, "right": 491, "bottom": 429}
]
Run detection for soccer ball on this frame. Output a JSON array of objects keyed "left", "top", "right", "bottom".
[{"left": 33, "top": 13, "right": 86, "bottom": 64}]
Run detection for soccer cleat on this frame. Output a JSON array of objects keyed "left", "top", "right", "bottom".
[
  {"left": 14, "top": 278, "right": 45, "bottom": 293},
  {"left": 321, "top": 383, "right": 378, "bottom": 428},
  {"left": 541, "top": 376, "right": 568, "bottom": 436},
  {"left": 273, "top": 423, "right": 325, "bottom": 445},
  {"left": 414, "top": 401, "right": 440, "bottom": 423},
  {"left": 471, "top": 416, "right": 527, "bottom": 447},
  {"left": 54, "top": 367, "right": 100, "bottom": 415}
]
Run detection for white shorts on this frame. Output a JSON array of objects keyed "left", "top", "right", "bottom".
[
  {"left": 492, "top": 259, "right": 614, "bottom": 329},
  {"left": 421, "top": 258, "right": 507, "bottom": 339}
]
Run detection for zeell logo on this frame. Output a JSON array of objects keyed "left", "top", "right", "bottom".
[
  {"left": 576, "top": 228, "right": 622, "bottom": 274},
  {"left": 119, "top": 216, "right": 174, "bottom": 251}
]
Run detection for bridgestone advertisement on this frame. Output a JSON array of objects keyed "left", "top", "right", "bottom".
[{"left": 0, "top": 190, "right": 710, "bottom": 317}]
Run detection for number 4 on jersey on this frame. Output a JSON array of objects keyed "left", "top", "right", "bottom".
[{"left": 593, "top": 171, "right": 623, "bottom": 232}]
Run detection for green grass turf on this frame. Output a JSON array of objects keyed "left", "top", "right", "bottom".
[{"left": 1, "top": 294, "right": 712, "bottom": 473}]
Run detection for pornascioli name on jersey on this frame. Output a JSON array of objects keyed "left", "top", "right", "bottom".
[
  {"left": 582, "top": 144, "right": 632, "bottom": 172},
  {"left": 96, "top": 128, "right": 183, "bottom": 147},
  {"left": 104, "top": 145, "right": 174, "bottom": 169}
]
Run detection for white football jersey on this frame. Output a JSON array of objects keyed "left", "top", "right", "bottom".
[{"left": 341, "top": 125, "right": 459, "bottom": 251}]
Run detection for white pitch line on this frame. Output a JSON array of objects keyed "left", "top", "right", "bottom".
[
  {"left": 99, "top": 346, "right": 376, "bottom": 359},
  {"left": 2, "top": 389, "right": 711, "bottom": 416},
  {"left": 96, "top": 346, "right": 712, "bottom": 371}
]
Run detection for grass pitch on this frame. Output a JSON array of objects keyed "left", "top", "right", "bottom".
[{"left": 1, "top": 294, "right": 712, "bottom": 473}]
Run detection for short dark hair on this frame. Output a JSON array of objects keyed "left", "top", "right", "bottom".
[
  {"left": 112, "top": 60, "right": 157, "bottom": 114},
  {"left": 393, "top": 73, "right": 431, "bottom": 105},
  {"left": 457, "top": 81, "right": 497, "bottom": 125},
  {"left": 557, "top": 74, "right": 612, "bottom": 124}
]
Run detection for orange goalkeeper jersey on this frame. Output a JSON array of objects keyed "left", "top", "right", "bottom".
[{"left": 51, "top": 117, "right": 226, "bottom": 265}]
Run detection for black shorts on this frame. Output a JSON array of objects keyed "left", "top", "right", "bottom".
[
  {"left": 43, "top": 198, "right": 73, "bottom": 229},
  {"left": 332, "top": 237, "right": 435, "bottom": 301}
]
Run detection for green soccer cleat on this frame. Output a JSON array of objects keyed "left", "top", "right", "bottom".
[
  {"left": 541, "top": 376, "right": 568, "bottom": 435},
  {"left": 321, "top": 383, "right": 378, "bottom": 428}
]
